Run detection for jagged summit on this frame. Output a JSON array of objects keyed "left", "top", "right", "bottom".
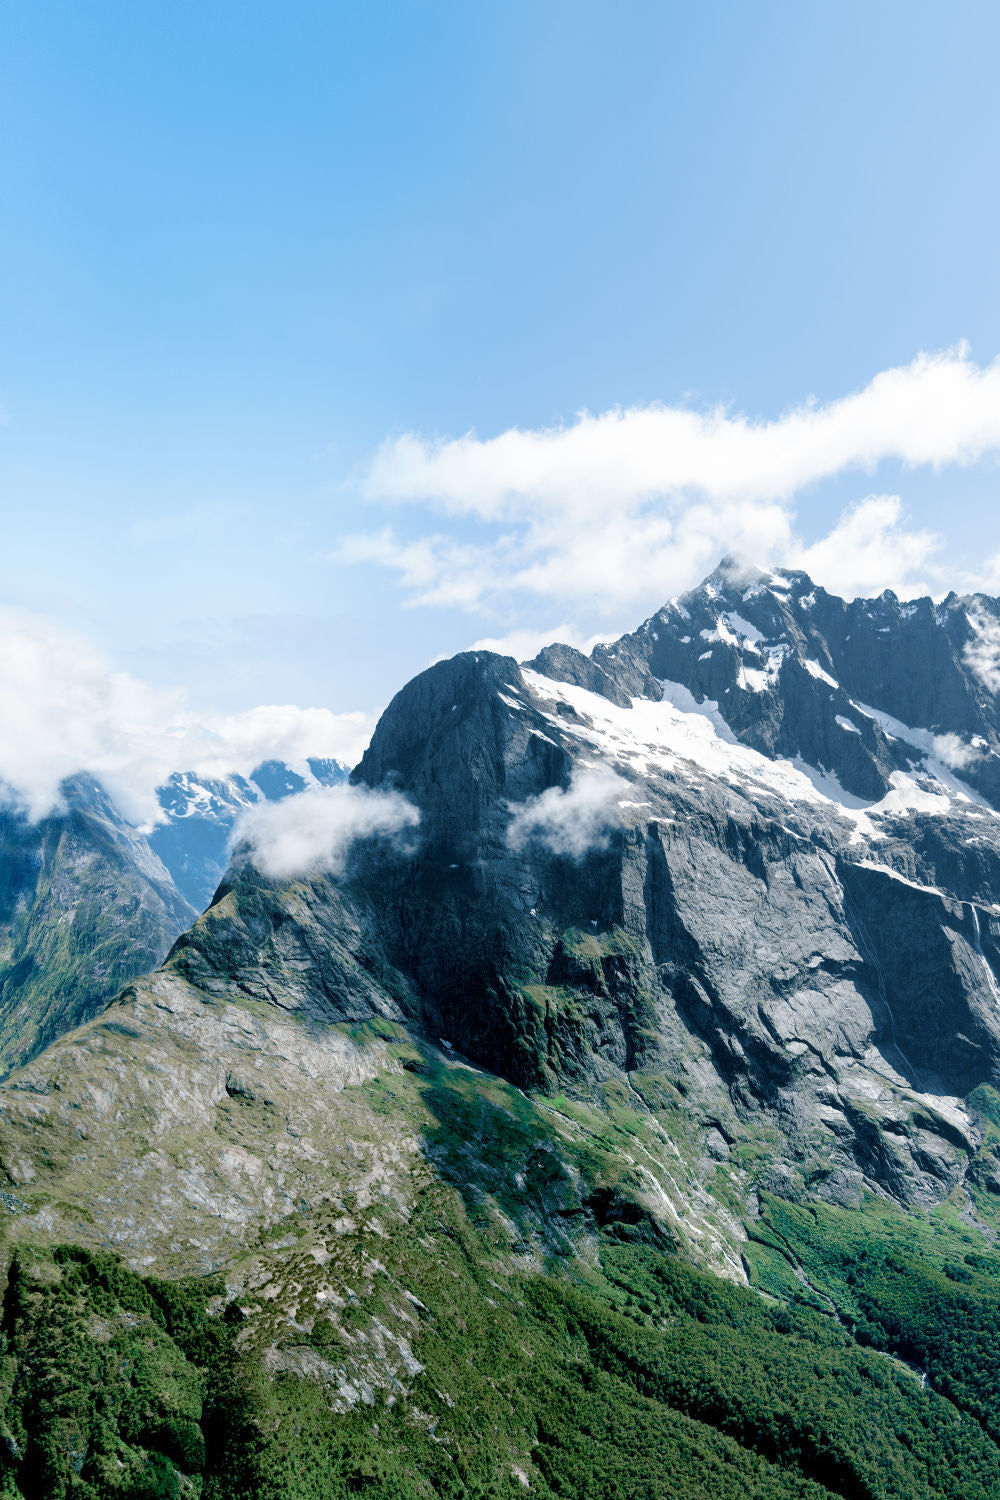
[{"left": 530, "top": 561, "right": 1000, "bottom": 808}]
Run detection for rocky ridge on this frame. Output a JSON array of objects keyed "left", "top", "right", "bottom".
[
  {"left": 4, "top": 564, "right": 1000, "bottom": 1243},
  {"left": 0, "top": 757, "right": 351, "bottom": 1080}
]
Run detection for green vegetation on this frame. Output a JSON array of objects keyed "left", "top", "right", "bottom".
[
  {"left": 0, "top": 1246, "right": 225, "bottom": 1498},
  {"left": 3, "top": 1000, "right": 1000, "bottom": 1497},
  {"left": 5, "top": 1180, "right": 1000, "bottom": 1498},
  {"left": 745, "top": 1192, "right": 1000, "bottom": 1441}
]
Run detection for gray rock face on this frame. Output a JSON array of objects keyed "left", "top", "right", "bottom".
[
  {"left": 169, "top": 864, "right": 416, "bottom": 1025},
  {"left": 144, "top": 568, "right": 1000, "bottom": 1216},
  {"left": 332, "top": 565, "right": 1000, "bottom": 1207}
]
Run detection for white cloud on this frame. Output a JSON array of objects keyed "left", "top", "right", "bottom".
[
  {"left": 506, "top": 766, "right": 629, "bottom": 858},
  {"left": 929, "top": 732, "right": 982, "bottom": 770},
  {"left": 198, "top": 704, "right": 375, "bottom": 778},
  {"left": 364, "top": 346, "right": 1000, "bottom": 513},
  {"left": 789, "top": 495, "right": 943, "bottom": 600},
  {"left": 338, "top": 529, "right": 492, "bottom": 610},
  {"left": 963, "top": 608, "right": 1000, "bottom": 694},
  {"left": 0, "top": 606, "right": 376, "bottom": 827},
  {"left": 236, "top": 782, "right": 420, "bottom": 881},
  {"left": 346, "top": 347, "right": 1000, "bottom": 612}
]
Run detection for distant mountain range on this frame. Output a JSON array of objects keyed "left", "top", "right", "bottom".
[{"left": 151, "top": 755, "right": 349, "bottom": 909}]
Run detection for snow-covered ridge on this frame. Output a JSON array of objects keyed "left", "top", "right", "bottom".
[
  {"left": 158, "top": 758, "right": 350, "bottom": 823},
  {"left": 519, "top": 667, "right": 999, "bottom": 841},
  {"left": 850, "top": 704, "right": 991, "bottom": 806},
  {"left": 157, "top": 770, "right": 259, "bottom": 821},
  {"left": 522, "top": 668, "right": 866, "bottom": 826},
  {"left": 152, "top": 757, "right": 350, "bottom": 909}
]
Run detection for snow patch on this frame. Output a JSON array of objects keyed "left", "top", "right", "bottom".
[
  {"left": 737, "top": 665, "right": 770, "bottom": 693},
  {"left": 877, "top": 772, "right": 952, "bottom": 817},
  {"left": 723, "top": 612, "right": 764, "bottom": 647},
  {"left": 737, "top": 644, "right": 789, "bottom": 693},
  {"left": 855, "top": 861, "right": 946, "bottom": 899},
  {"left": 853, "top": 703, "right": 991, "bottom": 802},
  {"left": 801, "top": 658, "right": 839, "bottom": 688}
]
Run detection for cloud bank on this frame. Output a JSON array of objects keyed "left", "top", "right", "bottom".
[
  {"left": 0, "top": 606, "right": 376, "bottom": 827},
  {"left": 507, "top": 766, "right": 629, "bottom": 858},
  {"left": 347, "top": 346, "right": 1000, "bottom": 611},
  {"left": 237, "top": 782, "right": 420, "bottom": 880}
]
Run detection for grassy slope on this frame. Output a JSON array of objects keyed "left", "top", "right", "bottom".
[{"left": 3, "top": 1033, "right": 1000, "bottom": 1499}]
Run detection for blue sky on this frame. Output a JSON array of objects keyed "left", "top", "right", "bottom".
[{"left": 2, "top": 0, "right": 1000, "bottom": 748}]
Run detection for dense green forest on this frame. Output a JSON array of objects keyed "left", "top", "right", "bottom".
[{"left": 4, "top": 1183, "right": 1000, "bottom": 1499}]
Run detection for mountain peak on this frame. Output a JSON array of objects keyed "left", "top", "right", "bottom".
[
  {"left": 665, "top": 557, "right": 824, "bottom": 618},
  {"left": 523, "top": 560, "right": 1000, "bottom": 815},
  {"left": 702, "top": 553, "right": 785, "bottom": 591}
]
